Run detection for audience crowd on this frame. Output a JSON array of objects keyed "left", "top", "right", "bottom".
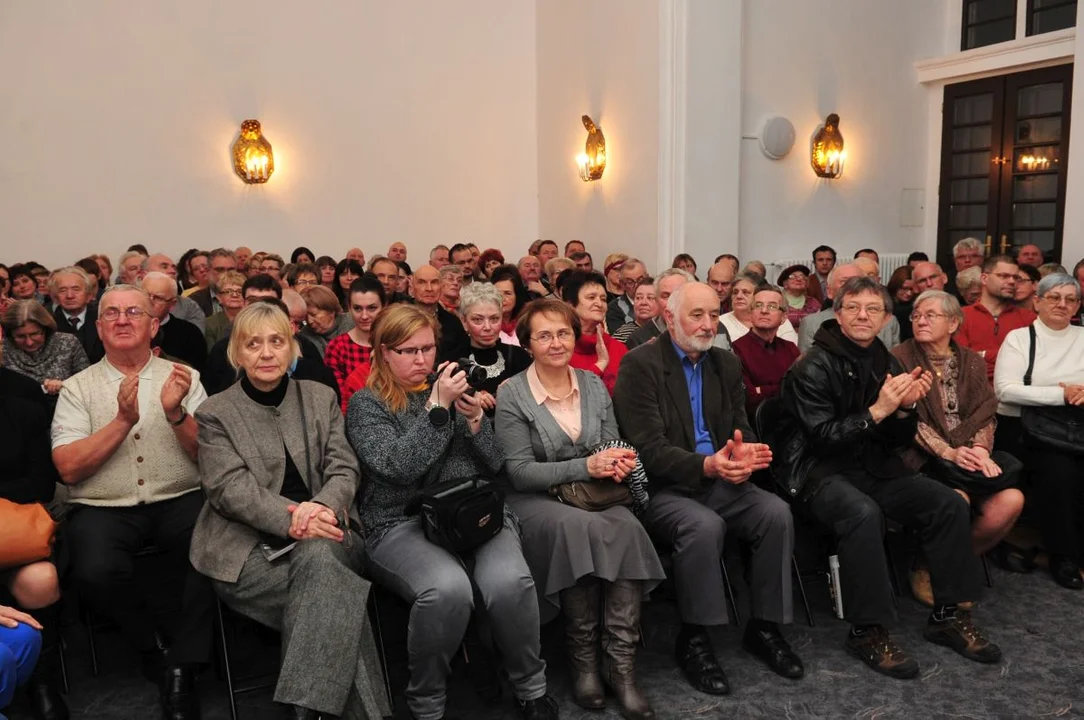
[{"left": 1, "top": 236, "right": 1083, "bottom": 720}]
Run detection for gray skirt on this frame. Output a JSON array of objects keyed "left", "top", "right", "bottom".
[{"left": 506, "top": 491, "right": 666, "bottom": 623}]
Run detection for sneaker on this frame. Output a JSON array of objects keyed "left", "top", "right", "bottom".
[
  {"left": 924, "top": 610, "right": 1002, "bottom": 664},
  {"left": 909, "top": 567, "right": 934, "bottom": 607},
  {"left": 844, "top": 626, "right": 920, "bottom": 679},
  {"left": 518, "top": 694, "right": 560, "bottom": 720}
]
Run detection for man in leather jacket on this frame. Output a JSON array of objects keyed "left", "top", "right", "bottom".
[{"left": 776, "top": 276, "right": 1001, "bottom": 679}]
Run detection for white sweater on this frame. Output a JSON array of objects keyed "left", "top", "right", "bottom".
[{"left": 993, "top": 319, "right": 1084, "bottom": 417}]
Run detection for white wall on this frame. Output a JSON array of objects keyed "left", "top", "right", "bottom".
[
  {"left": 1059, "top": 4, "right": 1084, "bottom": 265},
  {"left": 733, "top": 0, "right": 946, "bottom": 265},
  {"left": 535, "top": 0, "right": 661, "bottom": 270},
  {"left": 0, "top": 0, "right": 538, "bottom": 269}
]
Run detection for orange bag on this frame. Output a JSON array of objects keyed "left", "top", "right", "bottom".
[{"left": 0, "top": 498, "right": 57, "bottom": 569}]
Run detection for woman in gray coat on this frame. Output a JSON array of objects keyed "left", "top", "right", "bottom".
[
  {"left": 189, "top": 302, "right": 389, "bottom": 720},
  {"left": 495, "top": 299, "right": 664, "bottom": 720}
]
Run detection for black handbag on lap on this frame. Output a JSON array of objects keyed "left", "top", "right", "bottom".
[
  {"left": 405, "top": 476, "right": 505, "bottom": 555},
  {"left": 1021, "top": 325, "right": 1084, "bottom": 455}
]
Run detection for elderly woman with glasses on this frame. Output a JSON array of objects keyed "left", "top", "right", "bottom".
[
  {"left": 189, "top": 302, "right": 389, "bottom": 720},
  {"left": 347, "top": 304, "right": 556, "bottom": 720},
  {"left": 1, "top": 300, "right": 89, "bottom": 397},
  {"left": 203, "top": 270, "right": 247, "bottom": 351},
  {"left": 297, "top": 285, "right": 353, "bottom": 358},
  {"left": 495, "top": 299, "right": 663, "bottom": 720},
  {"left": 892, "top": 290, "right": 1024, "bottom": 604},
  {"left": 456, "top": 282, "right": 532, "bottom": 413},
  {"left": 994, "top": 273, "right": 1084, "bottom": 590},
  {"left": 777, "top": 265, "right": 821, "bottom": 330},
  {"left": 611, "top": 277, "right": 657, "bottom": 345}
]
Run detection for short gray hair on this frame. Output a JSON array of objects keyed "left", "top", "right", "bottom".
[
  {"left": 953, "top": 237, "right": 983, "bottom": 256},
  {"left": 100, "top": 284, "right": 152, "bottom": 311},
  {"left": 142, "top": 271, "right": 178, "bottom": 298},
  {"left": 119, "top": 250, "right": 145, "bottom": 269},
  {"left": 832, "top": 276, "right": 893, "bottom": 313},
  {"left": 48, "top": 266, "right": 94, "bottom": 295},
  {"left": 826, "top": 262, "right": 856, "bottom": 289},
  {"left": 954, "top": 266, "right": 981, "bottom": 292},
  {"left": 1037, "top": 272, "right": 1080, "bottom": 298},
  {"left": 666, "top": 281, "right": 715, "bottom": 317},
  {"left": 439, "top": 264, "right": 462, "bottom": 280},
  {"left": 458, "top": 282, "right": 503, "bottom": 317},
  {"left": 621, "top": 258, "right": 646, "bottom": 277},
  {"left": 912, "top": 290, "right": 963, "bottom": 325},
  {"left": 653, "top": 267, "right": 694, "bottom": 295}
]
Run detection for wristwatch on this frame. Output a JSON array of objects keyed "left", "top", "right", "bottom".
[
  {"left": 427, "top": 400, "right": 450, "bottom": 428},
  {"left": 168, "top": 406, "right": 188, "bottom": 427}
]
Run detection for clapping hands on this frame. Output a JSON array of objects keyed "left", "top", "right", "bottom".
[{"left": 706, "top": 429, "right": 772, "bottom": 484}]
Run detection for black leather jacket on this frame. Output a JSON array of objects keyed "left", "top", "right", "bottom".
[{"left": 772, "top": 320, "right": 917, "bottom": 501}]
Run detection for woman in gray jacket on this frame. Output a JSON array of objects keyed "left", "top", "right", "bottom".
[
  {"left": 189, "top": 302, "right": 388, "bottom": 720},
  {"left": 495, "top": 299, "right": 664, "bottom": 720}
]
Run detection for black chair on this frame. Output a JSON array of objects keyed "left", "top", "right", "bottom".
[{"left": 215, "top": 598, "right": 280, "bottom": 720}]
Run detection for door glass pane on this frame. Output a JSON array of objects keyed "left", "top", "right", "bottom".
[
  {"left": 1013, "top": 202, "right": 1058, "bottom": 227},
  {"left": 966, "top": 19, "right": 1017, "bottom": 48},
  {"left": 954, "top": 94, "right": 994, "bottom": 124},
  {"left": 1013, "top": 145, "right": 1061, "bottom": 172},
  {"left": 950, "top": 230, "right": 989, "bottom": 247},
  {"left": 1017, "top": 83, "right": 1064, "bottom": 116},
  {"left": 1011, "top": 230, "right": 1056, "bottom": 253},
  {"left": 967, "top": 0, "right": 1016, "bottom": 22},
  {"left": 950, "top": 204, "right": 990, "bottom": 227},
  {"left": 1013, "top": 174, "right": 1060, "bottom": 201},
  {"left": 952, "top": 151, "right": 992, "bottom": 175},
  {"left": 953, "top": 178, "right": 991, "bottom": 203},
  {"left": 953, "top": 125, "right": 993, "bottom": 150},
  {"left": 1032, "top": 4, "right": 1077, "bottom": 34},
  {"left": 1016, "top": 116, "right": 1062, "bottom": 144}
]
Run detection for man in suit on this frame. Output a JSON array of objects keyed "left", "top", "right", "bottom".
[
  {"left": 51, "top": 265, "right": 105, "bottom": 362},
  {"left": 186, "top": 248, "right": 237, "bottom": 317},
  {"left": 613, "top": 282, "right": 802, "bottom": 696},
  {"left": 143, "top": 273, "right": 207, "bottom": 373}
]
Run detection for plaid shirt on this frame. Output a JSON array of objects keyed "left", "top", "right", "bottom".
[{"left": 324, "top": 334, "right": 372, "bottom": 400}]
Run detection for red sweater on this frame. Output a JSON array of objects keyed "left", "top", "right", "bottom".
[
  {"left": 955, "top": 303, "right": 1036, "bottom": 380},
  {"left": 570, "top": 331, "right": 627, "bottom": 395},
  {"left": 731, "top": 332, "right": 801, "bottom": 416}
]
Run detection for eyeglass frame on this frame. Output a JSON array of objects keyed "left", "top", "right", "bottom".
[{"left": 99, "top": 306, "right": 151, "bottom": 322}]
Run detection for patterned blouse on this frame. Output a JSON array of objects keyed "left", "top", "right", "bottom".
[
  {"left": 2, "top": 332, "right": 89, "bottom": 385},
  {"left": 915, "top": 353, "right": 995, "bottom": 459}
]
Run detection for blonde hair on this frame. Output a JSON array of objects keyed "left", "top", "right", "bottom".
[
  {"left": 299, "top": 284, "right": 340, "bottom": 314},
  {"left": 545, "top": 257, "right": 574, "bottom": 278},
  {"left": 368, "top": 304, "right": 441, "bottom": 413},
  {"left": 214, "top": 270, "right": 246, "bottom": 294},
  {"left": 226, "top": 302, "right": 300, "bottom": 370}
]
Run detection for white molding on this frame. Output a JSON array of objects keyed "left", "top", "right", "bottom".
[
  {"left": 657, "top": 0, "right": 688, "bottom": 271},
  {"left": 915, "top": 28, "right": 1075, "bottom": 85}
]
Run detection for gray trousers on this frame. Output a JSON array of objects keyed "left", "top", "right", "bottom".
[
  {"left": 644, "top": 481, "right": 794, "bottom": 627},
  {"left": 366, "top": 521, "right": 547, "bottom": 720},
  {"left": 212, "top": 535, "right": 390, "bottom": 719}
]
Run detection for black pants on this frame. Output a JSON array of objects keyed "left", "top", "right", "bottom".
[
  {"left": 66, "top": 491, "right": 214, "bottom": 665},
  {"left": 1028, "top": 446, "right": 1084, "bottom": 560},
  {"left": 805, "top": 471, "right": 981, "bottom": 627}
]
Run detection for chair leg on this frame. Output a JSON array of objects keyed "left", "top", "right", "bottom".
[
  {"left": 883, "top": 539, "right": 903, "bottom": 599},
  {"left": 367, "top": 591, "right": 396, "bottom": 714},
  {"left": 720, "top": 558, "right": 740, "bottom": 626},
  {"left": 791, "top": 556, "right": 815, "bottom": 628},
  {"left": 84, "top": 609, "right": 99, "bottom": 677},
  {"left": 215, "top": 599, "right": 239, "bottom": 720},
  {"left": 982, "top": 553, "right": 993, "bottom": 588},
  {"left": 59, "top": 633, "right": 70, "bottom": 694}
]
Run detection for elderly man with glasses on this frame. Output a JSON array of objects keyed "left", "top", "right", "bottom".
[
  {"left": 143, "top": 272, "right": 207, "bottom": 373},
  {"left": 51, "top": 284, "right": 215, "bottom": 720}
]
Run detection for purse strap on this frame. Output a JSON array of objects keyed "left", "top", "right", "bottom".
[
  {"left": 294, "top": 380, "right": 312, "bottom": 484},
  {"left": 1023, "top": 324, "right": 1037, "bottom": 387}
]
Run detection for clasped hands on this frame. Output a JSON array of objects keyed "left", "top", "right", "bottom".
[
  {"left": 946, "top": 445, "right": 1001, "bottom": 478},
  {"left": 1060, "top": 382, "right": 1084, "bottom": 406},
  {"left": 869, "top": 367, "right": 933, "bottom": 423},
  {"left": 704, "top": 429, "right": 772, "bottom": 485},
  {"left": 586, "top": 447, "right": 639, "bottom": 482},
  {"left": 286, "top": 501, "right": 346, "bottom": 543}
]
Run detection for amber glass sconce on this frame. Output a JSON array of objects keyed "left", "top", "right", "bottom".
[
  {"left": 232, "top": 119, "right": 275, "bottom": 184},
  {"left": 577, "top": 115, "right": 606, "bottom": 182},
  {"left": 811, "top": 113, "right": 845, "bottom": 179}
]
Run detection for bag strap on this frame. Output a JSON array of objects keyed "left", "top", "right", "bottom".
[
  {"left": 1023, "top": 324, "right": 1037, "bottom": 387},
  {"left": 294, "top": 380, "right": 312, "bottom": 484}
]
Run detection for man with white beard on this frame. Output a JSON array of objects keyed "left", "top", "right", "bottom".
[{"left": 613, "top": 282, "right": 802, "bottom": 696}]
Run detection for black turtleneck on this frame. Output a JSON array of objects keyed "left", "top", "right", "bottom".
[{"left": 241, "top": 375, "right": 312, "bottom": 504}]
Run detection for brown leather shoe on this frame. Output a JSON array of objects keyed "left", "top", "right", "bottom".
[
  {"left": 600, "top": 580, "right": 655, "bottom": 720},
  {"left": 924, "top": 610, "right": 1002, "bottom": 664},
  {"left": 560, "top": 583, "right": 605, "bottom": 709},
  {"left": 844, "top": 626, "right": 920, "bottom": 680},
  {"left": 909, "top": 567, "right": 934, "bottom": 608}
]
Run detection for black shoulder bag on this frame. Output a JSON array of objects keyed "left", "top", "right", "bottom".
[{"left": 1020, "top": 325, "right": 1084, "bottom": 455}]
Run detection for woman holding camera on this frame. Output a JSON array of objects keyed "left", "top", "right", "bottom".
[{"left": 347, "top": 304, "right": 556, "bottom": 720}]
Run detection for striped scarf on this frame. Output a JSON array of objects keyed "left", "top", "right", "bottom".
[{"left": 590, "top": 439, "right": 650, "bottom": 516}]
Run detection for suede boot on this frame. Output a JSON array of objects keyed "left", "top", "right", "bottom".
[{"left": 600, "top": 580, "right": 654, "bottom": 720}]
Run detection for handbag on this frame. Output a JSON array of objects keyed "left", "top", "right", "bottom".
[
  {"left": 548, "top": 440, "right": 645, "bottom": 512},
  {"left": 409, "top": 477, "right": 506, "bottom": 555},
  {"left": 923, "top": 450, "right": 1022, "bottom": 499},
  {"left": 0, "top": 499, "right": 57, "bottom": 569},
  {"left": 1021, "top": 325, "right": 1084, "bottom": 455}
]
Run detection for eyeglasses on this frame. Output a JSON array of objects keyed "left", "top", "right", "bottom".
[
  {"left": 989, "top": 272, "right": 1017, "bottom": 281},
  {"left": 1016, "top": 276, "right": 1033, "bottom": 284},
  {"left": 12, "top": 329, "right": 45, "bottom": 343},
  {"left": 752, "top": 302, "right": 783, "bottom": 312},
  {"left": 294, "top": 279, "right": 318, "bottom": 287},
  {"left": 388, "top": 344, "right": 437, "bottom": 357},
  {"left": 621, "top": 277, "right": 646, "bottom": 287},
  {"left": 909, "top": 312, "right": 947, "bottom": 323},
  {"left": 211, "top": 265, "right": 235, "bottom": 274},
  {"left": 840, "top": 303, "right": 886, "bottom": 317},
  {"left": 531, "top": 329, "right": 576, "bottom": 344},
  {"left": 146, "top": 292, "right": 175, "bottom": 305},
  {"left": 219, "top": 288, "right": 243, "bottom": 298},
  {"left": 100, "top": 307, "right": 150, "bottom": 322},
  {"left": 1041, "top": 293, "right": 1081, "bottom": 306}
]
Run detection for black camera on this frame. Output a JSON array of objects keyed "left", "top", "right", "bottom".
[{"left": 428, "top": 358, "right": 487, "bottom": 389}]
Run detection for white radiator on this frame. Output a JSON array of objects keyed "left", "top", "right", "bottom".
[{"left": 763, "top": 253, "right": 910, "bottom": 284}]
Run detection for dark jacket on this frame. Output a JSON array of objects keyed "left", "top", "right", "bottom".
[
  {"left": 203, "top": 332, "right": 323, "bottom": 396},
  {"left": 155, "top": 316, "right": 207, "bottom": 374},
  {"left": 53, "top": 303, "right": 105, "bottom": 363},
  {"left": 613, "top": 331, "right": 753, "bottom": 495},
  {"left": 0, "top": 393, "right": 57, "bottom": 505},
  {"left": 775, "top": 320, "right": 918, "bottom": 501},
  {"left": 188, "top": 287, "right": 216, "bottom": 317}
]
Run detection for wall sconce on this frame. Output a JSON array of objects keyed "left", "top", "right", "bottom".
[
  {"left": 811, "top": 113, "right": 845, "bottom": 179},
  {"left": 232, "top": 119, "right": 274, "bottom": 184},
  {"left": 576, "top": 115, "right": 606, "bottom": 182}
]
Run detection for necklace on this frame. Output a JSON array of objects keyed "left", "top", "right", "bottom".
[{"left": 469, "top": 349, "right": 505, "bottom": 379}]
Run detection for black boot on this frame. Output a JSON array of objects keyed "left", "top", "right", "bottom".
[
  {"left": 28, "top": 603, "right": 69, "bottom": 720},
  {"left": 160, "top": 665, "right": 200, "bottom": 720}
]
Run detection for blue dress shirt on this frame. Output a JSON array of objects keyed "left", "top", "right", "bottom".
[{"left": 672, "top": 340, "right": 716, "bottom": 456}]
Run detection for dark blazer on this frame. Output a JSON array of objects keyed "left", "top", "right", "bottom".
[
  {"left": 188, "top": 287, "right": 215, "bottom": 318},
  {"left": 613, "top": 332, "right": 753, "bottom": 495},
  {"left": 156, "top": 316, "right": 207, "bottom": 373},
  {"left": 54, "top": 303, "right": 105, "bottom": 363}
]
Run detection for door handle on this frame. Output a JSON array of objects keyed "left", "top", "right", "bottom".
[
  {"left": 1000, "top": 234, "right": 1010, "bottom": 254},
  {"left": 984, "top": 235, "right": 993, "bottom": 257}
]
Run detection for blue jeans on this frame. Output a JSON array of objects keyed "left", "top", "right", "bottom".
[{"left": 0, "top": 621, "right": 42, "bottom": 711}]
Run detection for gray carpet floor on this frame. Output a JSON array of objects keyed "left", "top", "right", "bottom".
[{"left": 6, "top": 558, "right": 1084, "bottom": 720}]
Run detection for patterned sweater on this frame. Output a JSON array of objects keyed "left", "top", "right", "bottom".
[{"left": 346, "top": 388, "right": 505, "bottom": 544}]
